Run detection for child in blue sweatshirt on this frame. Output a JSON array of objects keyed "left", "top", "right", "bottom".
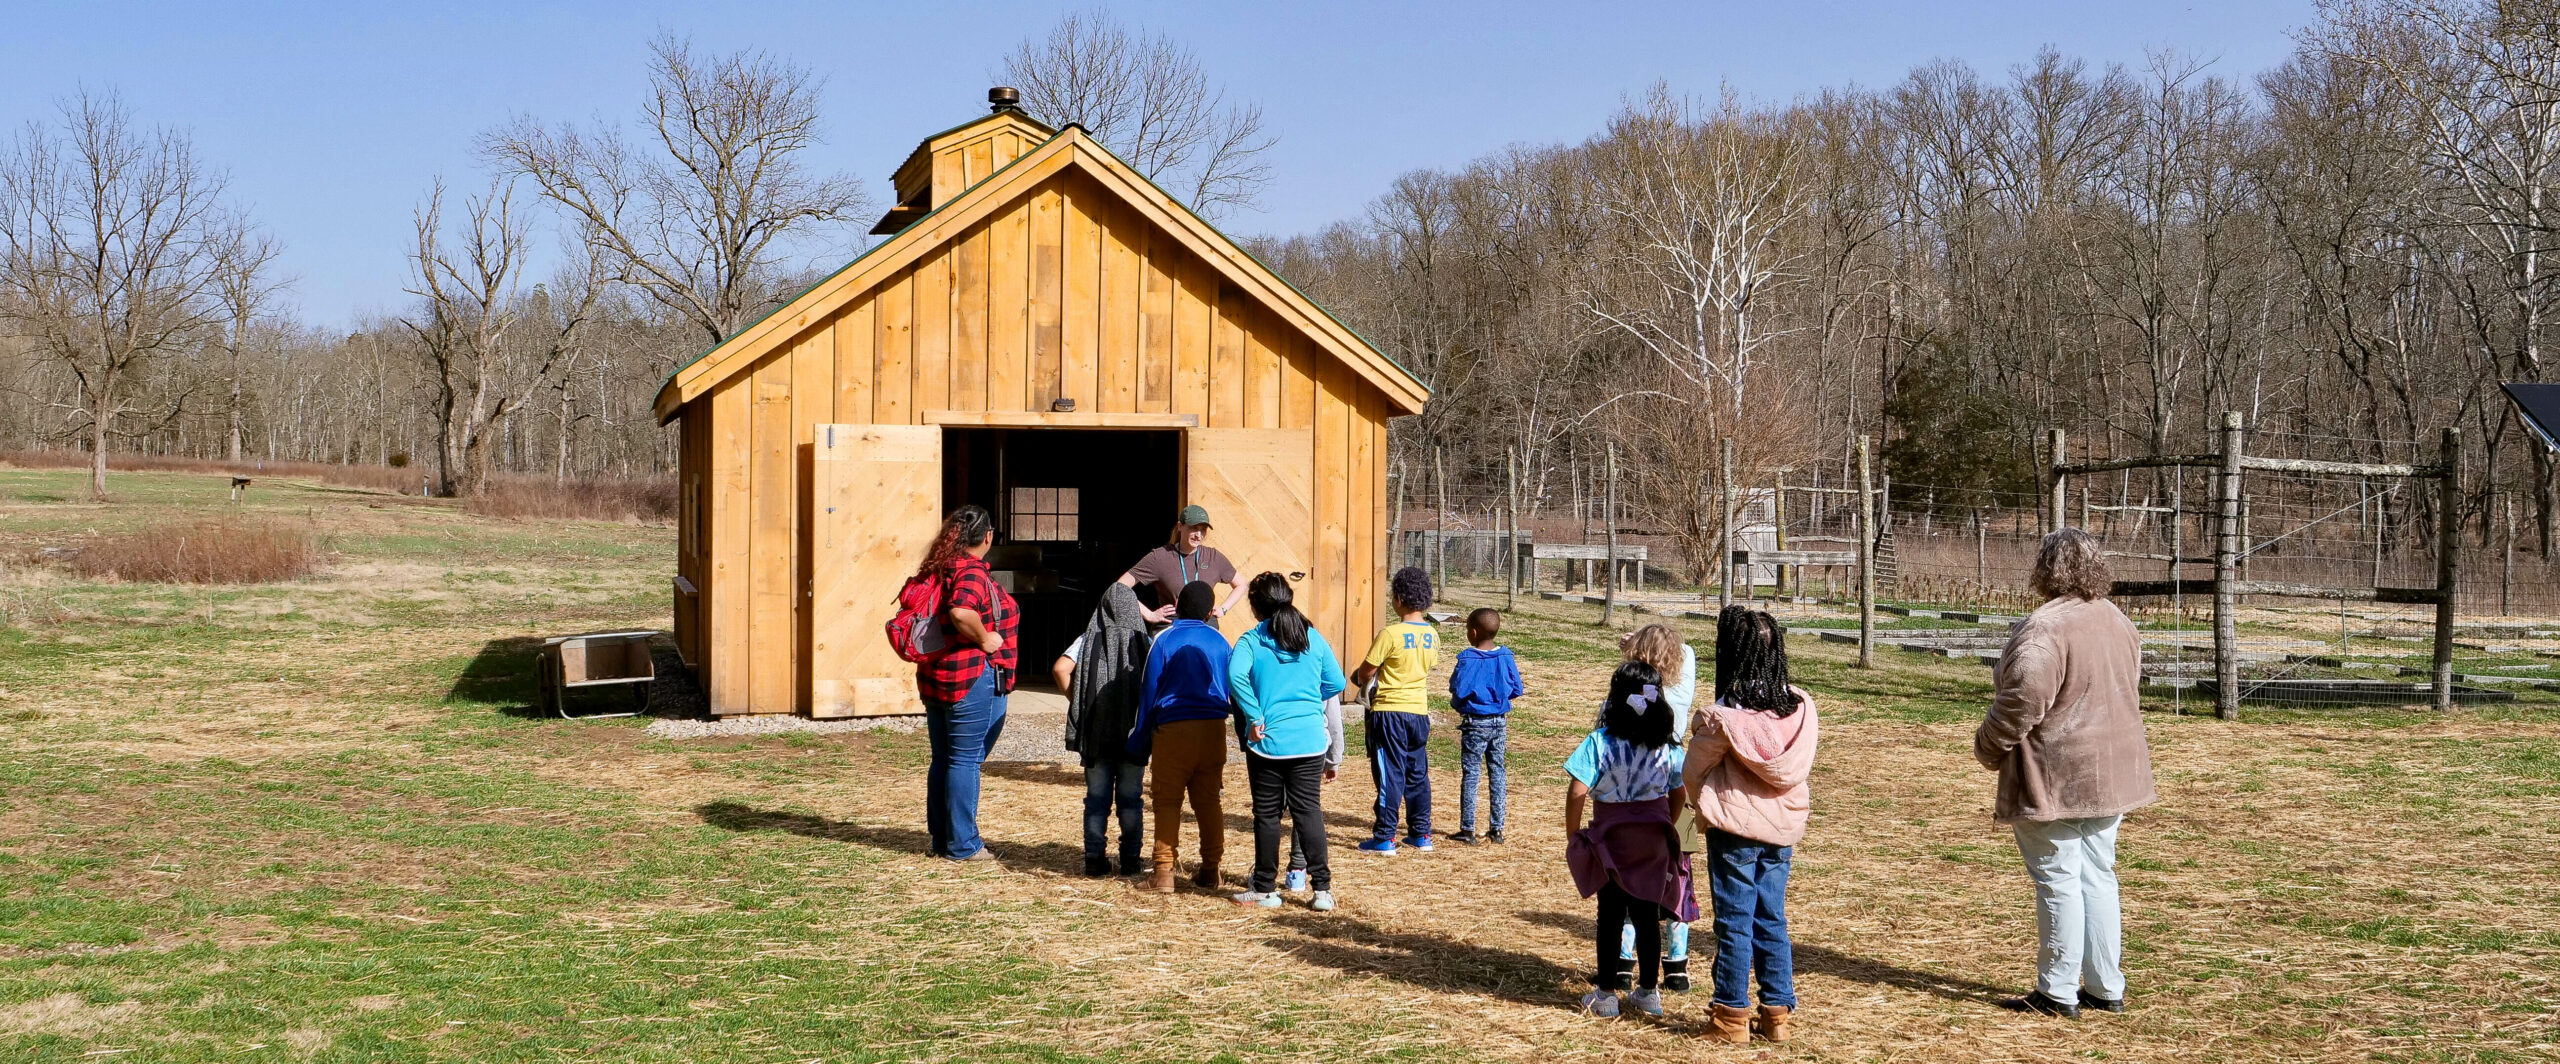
[
  {"left": 1448, "top": 607, "right": 1525, "bottom": 844},
  {"left": 1126, "top": 581, "right": 1235, "bottom": 893}
]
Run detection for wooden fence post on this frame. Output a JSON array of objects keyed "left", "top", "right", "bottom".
[
  {"left": 1433, "top": 446, "right": 1449, "bottom": 593},
  {"left": 2434, "top": 427, "right": 2463, "bottom": 712},
  {"left": 1506, "top": 447, "right": 1520, "bottom": 611},
  {"left": 1605, "top": 442, "right": 1620, "bottom": 626},
  {"left": 1858, "top": 434, "right": 1875, "bottom": 669},
  {"left": 2049, "top": 427, "right": 2067, "bottom": 533},
  {"left": 1719, "top": 437, "right": 1735, "bottom": 609},
  {"left": 2214, "top": 411, "right": 2244, "bottom": 721}
]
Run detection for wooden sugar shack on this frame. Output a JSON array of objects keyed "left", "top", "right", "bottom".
[{"left": 654, "top": 90, "right": 1429, "bottom": 717}]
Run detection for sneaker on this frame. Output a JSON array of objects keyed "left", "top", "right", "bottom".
[
  {"left": 1485, "top": 829, "right": 1505, "bottom": 844},
  {"left": 2077, "top": 989, "right": 2127, "bottom": 1013},
  {"left": 1626, "top": 987, "right": 1665, "bottom": 1017},
  {"left": 1310, "top": 890, "right": 1336, "bottom": 912},
  {"left": 1356, "top": 838, "right": 1398, "bottom": 855},
  {"left": 1446, "top": 829, "right": 1479, "bottom": 845},
  {"left": 1229, "top": 890, "right": 1282, "bottom": 909},
  {"left": 1579, "top": 988, "right": 1621, "bottom": 1018},
  {"left": 1406, "top": 835, "right": 1434, "bottom": 852},
  {"left": 1997, "top": 992, "right": 2080, "bottom": 1019},
  {"left": 1285, "top": 869, "right": 1309, "bottom": 893}
]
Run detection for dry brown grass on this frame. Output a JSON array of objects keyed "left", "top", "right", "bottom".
[
  {"left": 53, "top": 517, "right": 321, "bottom": 584},
  {"left": 463, "top": 473, "right": 677, "bottom": 524}
]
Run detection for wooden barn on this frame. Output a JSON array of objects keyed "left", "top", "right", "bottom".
[{"left": 653, "top": 92, "right": 1428, "bottom": 718}]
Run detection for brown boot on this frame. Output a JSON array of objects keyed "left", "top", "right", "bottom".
[
  {"left": 1191, "top": 862, "right": 1221, "bottom": 890},
  {"left": 1754, "top": 1004, "right": 1793, "bottom": 1043},
  {"left": 1148, "top": 863, "right": 1178, "bottom": 894},
  {"left": 1707, "top": 1003, "right": 1752, "bottom": 1044}
]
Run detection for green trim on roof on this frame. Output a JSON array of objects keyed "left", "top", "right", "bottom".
[
  {"left": 1064, "top": 129, "right": 1425, "bottom": 396},
  {"left": 659, "top": 117, "right": 1427, "bottom": 411},
  {"left": 656, "top": 128, "right": 1070, "bottom": 397}
]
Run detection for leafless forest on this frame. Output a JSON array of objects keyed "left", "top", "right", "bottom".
[{"left": 2, "top": 2, "right": 2553, "bottom": 583}]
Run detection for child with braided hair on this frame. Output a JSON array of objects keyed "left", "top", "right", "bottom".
[{"left": 1683, "top": 606, "right": 1820, "bottom": 1043}]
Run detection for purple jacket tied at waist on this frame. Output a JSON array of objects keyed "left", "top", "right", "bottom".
[{"left": 1566, "top": 795, "right": 1698, "bottom": 923}]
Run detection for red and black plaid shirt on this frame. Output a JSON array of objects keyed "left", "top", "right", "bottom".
[{"left": 916, "top": 555, "right": 1018, "bottom": 703}]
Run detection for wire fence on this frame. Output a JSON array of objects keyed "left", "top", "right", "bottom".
[{"left": 1388, "top": 427, "right": 2557, "bottom": 712}]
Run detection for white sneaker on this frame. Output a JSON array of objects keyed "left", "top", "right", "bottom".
[
  {"left": 1229, "top": 890, "right": 1281, "bottom": 908},
  {"left": 1580, "top": 988, "right": 1621, "bottom": 1018},
  {"left": 1310, "top": 890, "right": 1336, "bottom": 912},
  {"left": 1285, "top": 869, "right": 1309, "bottom": 892}
]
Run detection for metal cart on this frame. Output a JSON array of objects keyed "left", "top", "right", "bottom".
[{"left": 536, "top": 630, "right": 658, "bottom": 718}]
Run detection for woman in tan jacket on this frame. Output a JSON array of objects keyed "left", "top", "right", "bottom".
[{"left": 1975, "top": 528, "right": 2156, "bottom": 1019}]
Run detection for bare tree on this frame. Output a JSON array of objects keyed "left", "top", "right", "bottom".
[
  {"left": 999, "top": 8, "right": 1276, "bottom": 217},
  {"left": 0, "top": 92, "right": 228, "bottom": 500},
  {"left": 403, "top": 180, "right": 602, "bottom": 496},
  {"left": 1585, "top": 85, "right": 1810, "bottom": 427},
  {"left": 482, "top": 34, "right": 867, "bottom": 346},
  {"left": 210, "top": 212, "right": 285, "bottom": 462}
]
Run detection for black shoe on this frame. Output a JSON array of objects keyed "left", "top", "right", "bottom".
[
  {"left": 1082, "top": 857, "right": 1110, "bottom": 877},
  {"left": 1486, "top": 829, "right": 1505, "bottom": 844},
  {"left": 1616, "top": 971, "right": 1635, "bottom": 991},
  {"left": 1997, "top": 992, "right": 2080, "bottom": 1019},
  {"left": 1662, "top": 959, "right": 1690, "bottom": 993},
  {"left": 1447, "top": 829, "right": 1480, "bottom": 845},
  {"left": 2077, "top": 989, "right": 2126, "bottom": 1013},
  {"left": 1117, "top": 854, "right": 1145, "bottom": 877}
]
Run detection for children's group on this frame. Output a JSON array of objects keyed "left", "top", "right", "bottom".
[{"left": 929, "top": 502, "right": 2154, "bottom": 1045}]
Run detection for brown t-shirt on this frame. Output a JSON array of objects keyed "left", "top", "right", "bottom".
[{"left": 1126, "top": 545, "right": 1237, "bottom": 608}]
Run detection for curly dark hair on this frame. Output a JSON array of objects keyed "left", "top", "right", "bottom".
[
  {"left": 2031, "top": 527, "right": 2112, "bottom": 601},
  {"left": 1390, "top": 566, "right": 1433, "bottom": 612}
]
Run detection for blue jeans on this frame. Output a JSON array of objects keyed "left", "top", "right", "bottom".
[
  {"left": 2013, "top": 814, "right": 2125, "bottom": 1002},
  {"left": 1083, "top": 759, "right": 1145, "bottom": 868},
  {"left": 924, "top": 669, "right": 1008, "bottom": 860},
  {"left": 1706, "top": 829, "right": 1796, "bottom": 1008},
  {"left": 1366, "top": 711, "right": 1431, "bottom": 841},
  {"left": 1456, "top": 715, "right": 1507, "bottom": 833}
]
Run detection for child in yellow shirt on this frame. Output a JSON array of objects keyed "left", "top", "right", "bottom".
[{"left": 1351, "top": 567, "right": 1439, "bottom": 854}]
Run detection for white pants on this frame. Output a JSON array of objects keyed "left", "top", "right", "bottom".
[{"left": 2012, "top": 814, "right": 2125, "bottom": 1002}]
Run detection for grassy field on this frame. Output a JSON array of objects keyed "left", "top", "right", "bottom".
[{"left": 2, "top": 467, "right": 2557, "bottom": 1062}]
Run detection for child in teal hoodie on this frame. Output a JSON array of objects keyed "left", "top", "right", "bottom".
[{"left": 1226, "top": 573, "right": 1347, "bottom": 910}]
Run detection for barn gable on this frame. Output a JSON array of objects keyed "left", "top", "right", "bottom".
[
  {"left": 665, "top": 101, "right": 1420, "bottom": 718},
  {"left": 653, "top": 118, "right": 1427, "bottom": 421}
]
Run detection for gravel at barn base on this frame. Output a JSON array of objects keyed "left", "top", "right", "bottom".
[{"left": 642, "top": 715, "right": 920, "bottom": 739}]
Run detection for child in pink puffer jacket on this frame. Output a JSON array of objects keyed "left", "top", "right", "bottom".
[{"left": 1682, "top": 606, "right": 1818, "bottom": 1044}]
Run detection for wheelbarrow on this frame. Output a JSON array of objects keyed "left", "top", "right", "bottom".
[{"left": 536, "top": 630, "right": 658, "bottom": 718}]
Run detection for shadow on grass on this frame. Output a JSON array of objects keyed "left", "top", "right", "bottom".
[
  {"left": 1267, "top": 912, "right": 1583, "bottom": 1011},
  {"left": 1517, "top": 909, "right": 2015, "bottom": 1005},
  {"left": 448, "top": 636, "right": 701, "bottom": 720},
  {"left": 694, "top": 799, "right": 1088, "bottom": 876},
  {"left": 984, "top": 762, "right": 1086, "bottom": 788},
  {"left": 450, "top": 636, "right": 544, "bottom": 716}
]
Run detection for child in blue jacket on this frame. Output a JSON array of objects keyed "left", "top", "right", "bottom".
[{"left": 1448, "top": 607, "right": 1525, "bottom": 844}]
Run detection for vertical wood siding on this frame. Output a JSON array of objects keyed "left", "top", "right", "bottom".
[{"left": 688, "top": 168, "right": 1396, "bottom": 712}]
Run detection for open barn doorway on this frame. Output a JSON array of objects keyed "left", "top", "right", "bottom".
[{"left": 942, "top": 428, "right": 1182, "bottom": 685}]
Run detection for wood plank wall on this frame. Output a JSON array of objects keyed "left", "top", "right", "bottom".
[{"left": 691, "top": 168, "right": 1394, "bottom": 714}]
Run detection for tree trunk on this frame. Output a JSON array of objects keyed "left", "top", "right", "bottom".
[{"left": 88, "top": 391, "right": 110, "bottom": 501}]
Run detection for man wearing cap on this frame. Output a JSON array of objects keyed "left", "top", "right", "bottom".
[{"left": 1119, "top": 505, "right": 1247, "bottom": 625}]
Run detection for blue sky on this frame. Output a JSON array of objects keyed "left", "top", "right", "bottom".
[{"left": 3, "top": 1, "right": 2316, "bottom": 327}]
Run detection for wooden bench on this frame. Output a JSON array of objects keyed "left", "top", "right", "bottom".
[{"left": 1518, "top": 542, "right": 1649, "bottom": 593}]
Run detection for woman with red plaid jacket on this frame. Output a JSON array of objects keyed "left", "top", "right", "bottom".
[{"left": 913, "top": 504, "right": 1019, "bottom": 861}]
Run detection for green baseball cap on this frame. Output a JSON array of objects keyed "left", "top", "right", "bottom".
[{"left": 1179, "top": 504, "right": 1212, "bottom": 527}]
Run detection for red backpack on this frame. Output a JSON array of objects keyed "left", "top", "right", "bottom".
[{"left": 885, "top": 572, "right": 956, "bottom": 664}]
